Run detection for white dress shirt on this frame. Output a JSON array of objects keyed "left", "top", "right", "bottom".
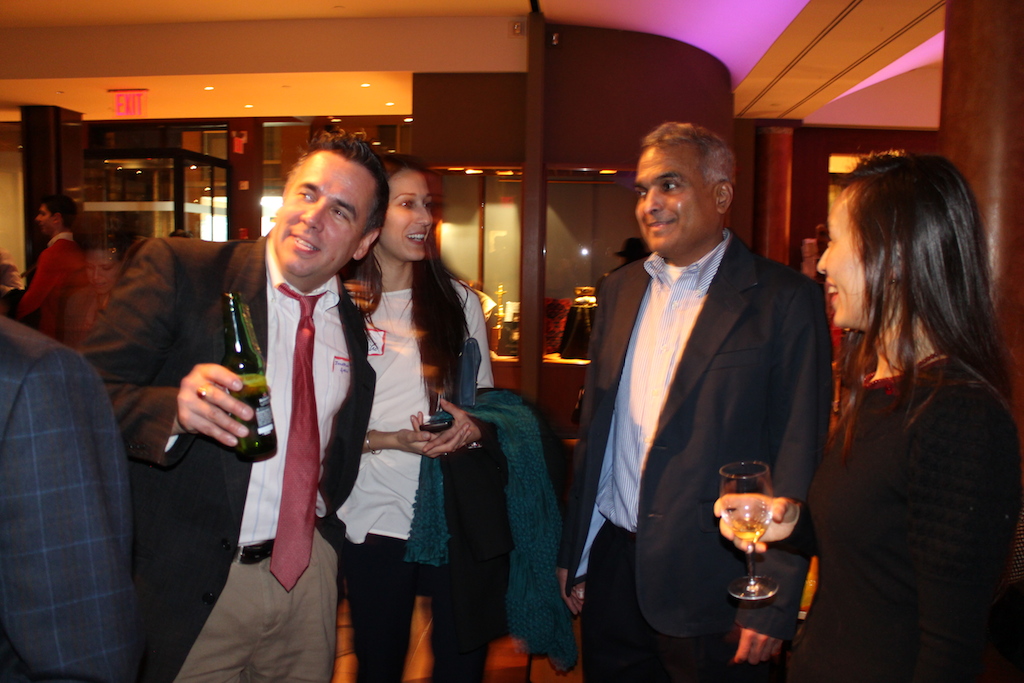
[{"left": 236, "top": 239, "right": 353, "bottom": 546}]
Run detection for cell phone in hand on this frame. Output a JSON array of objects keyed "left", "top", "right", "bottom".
[{"left": 421, "top": 417, "right": 454, "bottom": 433}]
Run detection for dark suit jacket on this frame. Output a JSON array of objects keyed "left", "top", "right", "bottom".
[
  {"left": 0, "top": 316, "right": 143, "bottom": 682},
  {"left": 81, "top": 237, "right": 374, "bottom": 683},
  {"left": 559, "top": 236, "right": 831, "bottom": 640}
]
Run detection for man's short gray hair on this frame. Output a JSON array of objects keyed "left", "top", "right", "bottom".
[{"left": 641, "top": 122, "right": 735, "bottom": 185}]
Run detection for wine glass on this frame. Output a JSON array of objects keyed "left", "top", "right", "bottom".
[{"left": 719, "top": 461, "right": 778, "bottom": 600}]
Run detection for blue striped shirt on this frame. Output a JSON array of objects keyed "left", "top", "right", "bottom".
[{"left": 595, "top": 231, "right": 731, "bottom": 534}]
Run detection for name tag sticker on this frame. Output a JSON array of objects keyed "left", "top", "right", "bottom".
[
  {"left": 333, "top": 356, "right": 351, "bottom": 373},
  {"left": 367, "top": 328, "right": 386, "bottom": 356}
]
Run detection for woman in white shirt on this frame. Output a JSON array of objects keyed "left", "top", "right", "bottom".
[{"left": 337, "top": 154, "right": 497, "bottom": 683}]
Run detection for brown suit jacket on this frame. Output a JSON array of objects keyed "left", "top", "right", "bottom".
[{"left": 82, "top": 237, "right": 374, "bottom": 683}]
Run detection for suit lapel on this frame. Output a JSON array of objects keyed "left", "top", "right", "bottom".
[
  {"left": 221, "top": 239, "right": 268, "bottom": 522},
  {"left": 655, "top": 237, "right": 757, "bottom": 435},
  {"left": 602, "top": 263, "right": 651, "bottom": 390},
  {"left": 320, "top": 276, "right": 372, "bottom": 512},
  {"left": 230, "top": 237, "right": 270, "bottom": 353}
]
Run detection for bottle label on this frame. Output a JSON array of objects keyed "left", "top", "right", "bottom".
[
  {"left": 235, "top": 374, "right": 275, "bottom": 437},
  {"left": 255, "top": 393, "right": 273, "bottom": 436}
]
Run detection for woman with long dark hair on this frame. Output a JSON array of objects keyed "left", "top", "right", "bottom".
[
  {"left": 336, "top": 154, "right": 498, "bottom": 682},
  {"left": 717, "top": 152, "right": 1020, "bottom": 681}
]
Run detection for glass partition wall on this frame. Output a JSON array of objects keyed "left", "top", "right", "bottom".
[
  {"left": 82, "top": 149, "right": 229, "bottom": 241},
  {"left": 0, "top": 122, "right": 24, "bottom": 275}
]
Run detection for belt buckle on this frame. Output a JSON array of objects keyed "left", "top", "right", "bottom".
[{"left": 235, "top": 539, "right": 274, "bottom": 564}]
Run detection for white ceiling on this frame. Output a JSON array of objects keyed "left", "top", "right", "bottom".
[{"left": 0, "top": 0, "right": 945, "bottom": 127}]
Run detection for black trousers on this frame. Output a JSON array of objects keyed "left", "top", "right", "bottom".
[
  {"left": 581, "top": 522, "right": 771, "bottom": 683},
  {"left": 342, "top": 534, "right": 488, "bottom": 683}
]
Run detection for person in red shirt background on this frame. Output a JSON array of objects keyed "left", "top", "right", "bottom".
[{"left": 16, "top": 194, "right": 86, "bottom": 341}]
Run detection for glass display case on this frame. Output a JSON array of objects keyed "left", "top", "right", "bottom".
[
  {"left": 82, "top": 148, "right": 230, "bottom": 240},
  {"left": 436, "top": 168, "right": 636, "bottom": 361}
]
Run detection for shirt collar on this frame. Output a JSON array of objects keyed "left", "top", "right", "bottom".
[
  {"left": 644, "top": 229, "right": 731, "bottom": 291},
  {"left": 264, "top": 238, "right": 340, "bottom": 306},
  {"left": 47, "top": 231, "right": 74, "bottom": 248}
]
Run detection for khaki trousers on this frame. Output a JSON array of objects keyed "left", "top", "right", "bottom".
[{"left": 175, "top": 530, "right": 338, "bottom": 682}]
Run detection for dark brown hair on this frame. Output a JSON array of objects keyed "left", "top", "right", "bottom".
[
  {"left": 348, "top": 154, "right": 467, "bottom": 411},
  {"left": 40, "top": 194, "right": 77, "bottom": 228},
  {"left": 833, "top": 152, "right": 1010, "bottom": 455},
  {"left": 291, "top": 129, "right": 390, "bottom": 235}
]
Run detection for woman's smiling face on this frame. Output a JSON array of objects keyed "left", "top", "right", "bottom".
[
  {"left": 374, "top": 169, "right": 434, "bottom": 269},
  {"left": 818, "top": 190, "right": 868, "bottom": 332}
]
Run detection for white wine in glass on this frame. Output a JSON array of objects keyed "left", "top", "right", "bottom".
[{"left": 719, "top": 461, "right": 778, "bottom": 600}]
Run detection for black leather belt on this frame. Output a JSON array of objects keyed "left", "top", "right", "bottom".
[{"left": 236, "top": 539, "right": 274, "bottom": 564}]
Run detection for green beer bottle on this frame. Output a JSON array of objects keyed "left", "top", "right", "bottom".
[{"left": 222, "top": 292, "right": 277, "bottom": 460}]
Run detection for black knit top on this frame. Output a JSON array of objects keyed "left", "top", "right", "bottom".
[{"left": 788, "top": 372, "right": 1021, "bottom": 682}]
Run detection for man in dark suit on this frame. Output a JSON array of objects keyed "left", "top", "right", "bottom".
[
  {"left": 0, "top": 315, "right": 143, "bottom": 682},
  {"left": 82, "top": 131, "right": 388, "bottom": 682},
  {"left": 557, "top": 122, "right": 831, "bottom": 681}
]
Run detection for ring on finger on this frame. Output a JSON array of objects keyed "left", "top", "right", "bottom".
[{"left": 197, "top": 385, "right": 209, "bottom": 400}]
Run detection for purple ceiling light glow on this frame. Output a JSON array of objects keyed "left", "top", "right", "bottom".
[
  {"left": 831, "top": 31, "right": 945, "bottom": 102},
  {"left": 544, "top": 0, "right": 811, "bottom": 88}
]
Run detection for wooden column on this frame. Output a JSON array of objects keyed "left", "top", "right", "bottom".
[
  {"left": 20, "top": 105, "right": 84, "bottom": 266},
  {"left": 227, "top": 118, "right": 264, "bottom": 240},
  {"left": 753, "top": 126, "right": 793, "bottom": 266},
  {"left": 940, "top": 0, "right": 1024, "bottom": 434},
  {"left": 519, "top": 11, "right": 547, "bottom": 403}
]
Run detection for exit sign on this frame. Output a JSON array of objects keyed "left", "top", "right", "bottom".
[{"left": 110, "top": 89, "right": 148, "bottom": 117}]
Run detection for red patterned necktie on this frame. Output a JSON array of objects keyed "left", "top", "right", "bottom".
[{"left": 271, "top": 284, "right": 325, "bottom": 591}]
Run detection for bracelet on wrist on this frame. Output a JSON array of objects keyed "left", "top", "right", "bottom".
[{"left": 365, "top": 432, "right": 381, "bottom": 455}]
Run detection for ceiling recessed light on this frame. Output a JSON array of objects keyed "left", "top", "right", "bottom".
[
  {"left": 244, "top": 104, "right": 254, "bottom": 108},
  {"left": 465, "top": 169, "right": 483, "bottom": 175},
  {"left": 403, "top": 117, "right": 414, "bottom": 123},
  {"left": 360, "top": 83, "right": 371, "bottom": 88},
  {"left": 330, "top": 117, "right": 342, "bottom": 123},
  {"left": 385, "top": 102, "right": 395, "bottom": 107},
  {"left": 204, "top": 86, "right": 214, "bottom": 91}
]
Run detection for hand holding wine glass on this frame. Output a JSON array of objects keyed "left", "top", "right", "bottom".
[
  {"left": 715, "top": 496, "right": 801, "bottom": 553},
  {"left": 718, "top": 461, "right": 778, "bottom": 600}
]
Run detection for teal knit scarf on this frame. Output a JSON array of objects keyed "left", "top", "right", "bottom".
[{"left": 404, "top": 390, "right": 577, "bottom": 669}]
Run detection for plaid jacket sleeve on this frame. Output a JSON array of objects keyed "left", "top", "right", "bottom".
[{"left": 0, "top": 326, "right": 143, "bottom": 682}]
